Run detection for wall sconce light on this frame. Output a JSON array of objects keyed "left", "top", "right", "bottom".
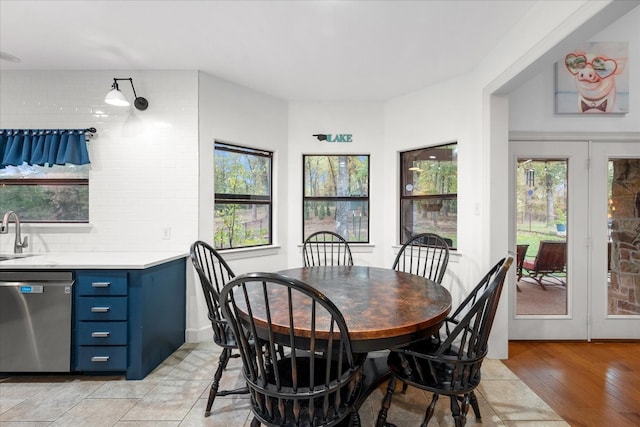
[{"left": 105, "top": 78, "right": 149, "bottom": 110}]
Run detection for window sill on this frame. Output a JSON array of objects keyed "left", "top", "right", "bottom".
[
  {"left": 296, "top": 243, "right": 376, "bottom": 254},
  {"left": 391, "top": 245, "right": 460, "bottom": 262},
  {"left": 20, "top": 223, "right": 94, "bottom": 234},
  {"left": 219, "top": 245, "right": 281, "bottom": 260}
]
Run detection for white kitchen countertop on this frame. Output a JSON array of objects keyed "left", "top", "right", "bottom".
[{"left": 0, "top": 252, "right": 188, "bottom": 270}]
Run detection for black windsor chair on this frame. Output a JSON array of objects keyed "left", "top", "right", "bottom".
[
  {"left": 219, "top": 272, "right": 365, "bottom": 427},
  {"left": 190, "top": 240, "right": 250, "bottom": 417},
  {"left": 392, "top": 233, "right": 450, "bottom": 284},
  {"left": 376, "top": 256, "right": 513, "bottom": 427},
  {"left": 303, "top": 231, "right": 354, "bottom": 267}
]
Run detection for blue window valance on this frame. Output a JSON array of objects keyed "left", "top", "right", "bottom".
[{"left": 0, "top": 129, "right": 91, "bottom": 169}]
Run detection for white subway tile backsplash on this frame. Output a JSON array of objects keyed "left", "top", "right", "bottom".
[{"left": 0, "top": 70, "right": 199, "bottom": 253}]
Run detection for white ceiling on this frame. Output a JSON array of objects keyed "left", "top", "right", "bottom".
[{"left": 0, "top": 0, "right": 539, "bottom": 101}]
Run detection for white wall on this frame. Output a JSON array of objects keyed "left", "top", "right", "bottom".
[
  {"left": 0, "top": 70, "right": 199, "bottom": 253},
  {"left": 384, "top": 75, "right": 479, "bottom": 311},
  {"left": 286, "top": 101, "right": 385, "bottom": 267},
  {"left": 197, "top": 71, "right": 289, "bottom": 272},
  {"left": 381, "top": 1, "right": 639, "bottom": 358},
  {"left": 495, "top": 1, "right": 639, "bottom": 353},
  {"left": 191, "top": 71, "right": 289, "bottom": 341},
  {"left": 0, "top": 69, "right": 290, "bottom": 344},
  {"left": 509, "top": 5, "right": 640, "bottom": 133},
  {"left": 3, "top": 1, "right": 637, "bottom": 354}
]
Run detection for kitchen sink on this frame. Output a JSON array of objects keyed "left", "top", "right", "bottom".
[{"left": 0, "top": 254, "right": 37, "bottom": 261}]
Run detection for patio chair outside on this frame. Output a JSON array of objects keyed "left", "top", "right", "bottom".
[
  {"left": 522, "top": 240, "right": 566, "bottom": 289},
  {"left": 515, "top": 244, "right": 529, "bottom": 292}
]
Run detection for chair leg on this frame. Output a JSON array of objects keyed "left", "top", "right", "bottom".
[
  {"left": 449, "top": 395, "right": 464, "bottom": 427},
  {"left": 375, "top": 375, "right": 397, "bottom": 427},
  {"left": 351, "top": 410, "right": 361, "bottom": 426},
  {"left": 469, "top": 391, "right": 481, "bottom": 420},
  {"left": 420, "top": 393, "right": 438, "bottom": 427},
  {"left": 205, "top": 347, "right": 232, "bottom": 416},
  {"left": 250, "top": 416, "right": 261, "bottom": 426},
  {"left": 401, "top": 381, "right": 408, "bottom": 394},
  {"left": 449, "top": 394, "right": 472, "bottom": 427},
  {"left": 533, "top": 275, "right": 547, "bottom": 290}
]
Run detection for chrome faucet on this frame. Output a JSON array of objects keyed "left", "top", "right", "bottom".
[{"left": 1, "top": 211, "right": 29, "bottom": 253}]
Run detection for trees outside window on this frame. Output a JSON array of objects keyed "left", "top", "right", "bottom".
[
  {"left": 0, "top": 164, "right": 89, "bottom": 222},
  {"left": 303, "top": 155, "right": 369, "bottom": 242},
  {"left": 214, "top": 142, "right": 272, "bottom": 249},
  {"left": 515, "top": 159, "right": 567, "bottom": 256},
  {"left": 400, "top": 143, "right": 457, "bottom": 248}
]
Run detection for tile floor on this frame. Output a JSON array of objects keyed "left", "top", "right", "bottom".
[{"left": 0, "top": 341, "right": 569, "bottom": 426}]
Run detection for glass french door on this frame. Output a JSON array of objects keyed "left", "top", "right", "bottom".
[
  {"left": 590, "top": 141, "right": 640, "bottom": 339},
  {"left": 510, "top": 139, "right": 640, "bottom": 340},
  {"left": 509, "top": 141, "right": 589, "bottom": 340}
]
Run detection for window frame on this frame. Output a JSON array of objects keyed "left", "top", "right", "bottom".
[
  {"left": 399, "top": 142, "right": 458, "bottom": 249},
  {"left": 214, "top": 141, "right": 273, "bottom": 250},
  {"left": 302, "top": 154, "right": 370, "bottom": 243},
  {"left": 0, "top": 175, "right": 89, "bottom": 223}
]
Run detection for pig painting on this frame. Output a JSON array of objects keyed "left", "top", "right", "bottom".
[{"left": 556, "top": 42, "right": 628, "bottom": 114}]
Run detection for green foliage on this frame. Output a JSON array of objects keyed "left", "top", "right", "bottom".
[
  {"left": 0, "top": 184, "right": 88, "bottom": 221},
  {"left": 214, "top": 145, "right": 272, "bottom": 249},
  {"left": 304, "top": 155, "right": 369, "bottom": 197},
  {"left": 516, "top": 159, "right": 566, "bottom": 225}
]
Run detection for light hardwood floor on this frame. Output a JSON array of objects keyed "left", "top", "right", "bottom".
[{"left": 503, "top": 341, "right": 640, "bottom": 427}]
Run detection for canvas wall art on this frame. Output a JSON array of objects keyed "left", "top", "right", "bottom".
[{"left": 555, "top": 42, "right": 628, "bottom": 114}]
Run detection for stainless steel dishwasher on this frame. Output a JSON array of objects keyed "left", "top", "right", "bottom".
[{"left": 0, "top": 271, "right": 74, "bottom": 372}]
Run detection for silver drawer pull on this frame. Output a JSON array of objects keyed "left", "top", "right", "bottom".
[
  {"left": 91, "top": 306, "right": 110, "bottom": 313},
  {"left": 91, "top": 282, "right": 111, "bottom": 288},
  {"left": 91, "top": 356, "right": 110, "bottom": 362},
  {"left": 91, "top": 331, "right": 110, "bottom": 338}
]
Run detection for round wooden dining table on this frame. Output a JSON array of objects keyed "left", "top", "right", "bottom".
[
  {"left": 274, "top": 265, "right": 452, "bottom": 354},
  {"left": 229, "top": 265, "right": 453, "bottom": 417}
]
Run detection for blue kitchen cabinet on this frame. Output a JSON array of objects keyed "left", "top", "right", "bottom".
[{"left": 73, "top": 258, "right": 186, "bottom": 379}]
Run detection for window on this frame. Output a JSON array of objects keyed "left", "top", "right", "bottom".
[
  {"left": 400, "top": 143, "right": 457, "bottom": 248},
  {"left": 303, "top": 155, "right": 369, "bottom": 242},
  {"left": 214, "top": 142, "right": 272, "bottom": 249},
  {"left": 0, "top": 164, "right": 89, "bottom": 222}
]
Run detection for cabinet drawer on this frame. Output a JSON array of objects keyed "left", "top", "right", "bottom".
[
  {"left": 77, "top": 322, "right": 127, "bottom": 345},
  {"left": 76, "top": 271, "right": 128, "bottom": 296},
  {"left": 76, "top": 346, "right": 127, "bottom": 371},
  {"left": 77, "top": 297, "right": 128, "bottom": 321}
]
